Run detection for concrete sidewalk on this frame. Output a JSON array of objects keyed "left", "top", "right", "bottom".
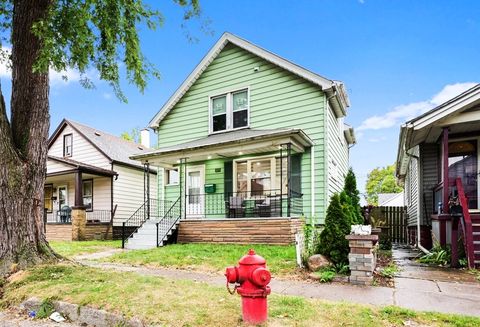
[{"left": 80, "top": 258, "right": 480, "bottom": 317}]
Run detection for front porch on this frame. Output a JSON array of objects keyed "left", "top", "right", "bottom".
[
  {"left": 123, "top": 129, "right": 311, "bottom": 248},
  {"left": 44, "top": 157, "right": 116, "bottom": 241}
]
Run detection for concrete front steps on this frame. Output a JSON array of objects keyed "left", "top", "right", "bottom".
[{"left": 125, "top": 219, "right": 179, "bottom": 250}]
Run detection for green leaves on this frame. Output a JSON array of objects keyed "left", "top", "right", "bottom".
[
  {"left": 25, "top": 0, "right": 202, "bottom": 102},
  {"left": 365, "top": 164, "right": 403, "bottom": 205}
]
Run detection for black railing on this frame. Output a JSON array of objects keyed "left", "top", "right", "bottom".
[
  {"left": 86, "top": 210, "right": 112, "bottom": 223},
  {"left": 45, "top": 209, "right": 113, "bottom": 224},
  {"left": 184, "top": 189, "right": 303, "bottom": 218},
  {"left": 157, "top": 197, "right": 181, "bottom": 246},
  {"left": 121, "top": 199, "right": 174, "bottom": 248},
  {"left": 45, "top": 210, "right": 72, "bottom": 224}
]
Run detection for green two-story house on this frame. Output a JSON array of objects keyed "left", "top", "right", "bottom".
[{"left": 126, "top": 33, "right": 355, "bottom": 249}]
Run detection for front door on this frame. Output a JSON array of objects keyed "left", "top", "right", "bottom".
[
  {"left": 448, "top": 140, "right": 478, "bottom": 210},
  {"left": 58, "top": 185, "right": 68, "bottom": 210},
  {"left": 186, "top": 166, "right": 205, "bottom": 218}
]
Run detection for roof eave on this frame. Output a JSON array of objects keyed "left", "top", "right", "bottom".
[
  {"left": 130, "top": 129, "right": 313, "bottom": 161},
  {"left": 149, "top": 32, "right": 344, "bottom": 128}
]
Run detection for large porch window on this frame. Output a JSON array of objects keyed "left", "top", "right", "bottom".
[
  {"left": 448, "top": 140, "right": 478, "bottom": 209},
  {"left": 234, "top": 157, "right": 288, "bottom": 195}
]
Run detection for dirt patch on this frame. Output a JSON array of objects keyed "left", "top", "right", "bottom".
[
  {"left": 7, "top": 270, "right": 30, "bottom": 283},
  {"left": 373, "top": 250, "right": 395, "bottom": 288}
]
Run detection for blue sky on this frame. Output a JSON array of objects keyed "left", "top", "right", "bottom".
[{"left": 1, "top": 0, "right": 479, "bottom": 196}]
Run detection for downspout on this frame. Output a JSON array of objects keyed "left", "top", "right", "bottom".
[
  {"left": 405, "top": 149, "right": 430, "bottom": 254},
  {"left": 323, "top": 90, "right": 337, "bottom": 222},
  {"left": 310, "top": 145, "right": 315, "bottom": 224}
]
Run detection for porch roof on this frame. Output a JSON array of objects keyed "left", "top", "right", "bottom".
[
  {"left": 396, "top": 84, "right": 480, "bottom": 178},
  {"left": 47, "top": 156, "right": 117, "bottom": 177},
  {"left": 131, "top": 128, "right": 313, "bottom": 166}
]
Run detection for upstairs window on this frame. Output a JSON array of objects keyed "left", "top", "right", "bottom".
[
  {"left": 210, "top": 89, "right": 249, "bottom": 133},
  {"left": 63, "top": 134, "right": 73, "bottom": 157}
]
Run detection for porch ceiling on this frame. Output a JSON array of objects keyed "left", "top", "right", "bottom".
[{"left": 131, "top": 128, "right": 313, "bottom": 167}]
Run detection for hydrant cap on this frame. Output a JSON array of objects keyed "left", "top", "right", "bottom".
[{"left": 238, "top": 248, "right": 266, "bottom": 265}]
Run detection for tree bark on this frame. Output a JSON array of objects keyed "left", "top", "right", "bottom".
[{"left": 0, "top": 0, "right": 58, "bottom": 276}]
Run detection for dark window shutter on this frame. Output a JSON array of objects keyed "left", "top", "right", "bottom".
[
  {"left": 224, "top": 161, "right": 233, "bottom": 199},
  {"left": 291, "top": 155, "right": 301, "bottom": 196}
]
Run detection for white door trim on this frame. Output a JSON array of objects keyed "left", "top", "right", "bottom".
[
  {"left": 57, "top": 185, "right": 68, "bottom": 210},
  {"left": 186, "top": 165, "right": 205, "bottom": 218}
]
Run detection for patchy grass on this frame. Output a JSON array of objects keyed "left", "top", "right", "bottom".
[
  {"left": 49, "top": 240, "right": 121, "bottom": 258},
  {"left": 103, "top": 243, "right": 298, "bottom": 276},
  {"left": 374, "top": 249, "right": 396, "bottom": 287},
  {"left": 2, "top": 264, "right": 480, "bottom": 327}
]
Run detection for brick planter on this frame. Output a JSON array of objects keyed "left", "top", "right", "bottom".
[{"left": 345, "top": 234, "right": 378, "bottom": 286}]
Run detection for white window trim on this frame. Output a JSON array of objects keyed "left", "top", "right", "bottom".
[
  {"left": 165, "top": 168, "right": 179, "bottom": 186},
  {"left": 232, "top": 154, "right": 290, "bottom": 195},
  {"left": 209, "top": 87, "right": 250, "bottom": 134}
]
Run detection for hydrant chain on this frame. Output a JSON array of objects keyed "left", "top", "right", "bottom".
[{"left": 224, "top": 248, "right": 271, "bottom": 325}]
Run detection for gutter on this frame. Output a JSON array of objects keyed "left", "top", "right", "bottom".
[{"left": 404, "top": 149, "right": 430, "bottom": 255}]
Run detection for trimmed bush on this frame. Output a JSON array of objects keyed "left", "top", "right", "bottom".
[
  {"left": 343, "top": 168, "right": 364, "bottom": 225},
  {"left": 318, "top": 194, "right": 350, "bottom": 265}
]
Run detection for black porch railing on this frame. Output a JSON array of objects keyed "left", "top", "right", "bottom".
[
  {"left": 185, "top": 189, "right": 303, "bottom": 218},
  {"left": 121, "top": 199, "right": 174, "bottom": 248},
  {"left": 157, "top": 197, "right": 181, "bottom": 246},
  {"left": 44, "top": 209, "right": 113, "bottom": 224}
]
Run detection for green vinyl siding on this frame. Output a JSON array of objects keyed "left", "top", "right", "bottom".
[
  {"left": 326, "top": 104, "right": 349, "bottom": 200},
  {"left": 156, "top": 43, "right": 335, "bottom": 222}
]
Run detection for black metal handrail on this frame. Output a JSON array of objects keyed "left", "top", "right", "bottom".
[
  {"left": 184, "top": 189, "right": 303, "bottom": 218},
  {"left": 121, "top": 199, "right": 174, "bottom": 248},
  {"left": 86, "top": 210, "right": 112, "bottom": 223},
  {"left": 156, "top": 197, "right": 181, "bottom": 246}
]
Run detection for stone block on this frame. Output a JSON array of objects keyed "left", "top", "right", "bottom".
[{"left": 72, "top": 208, "right": 86, "bottom": 241}]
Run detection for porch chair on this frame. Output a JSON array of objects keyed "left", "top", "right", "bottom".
[{"left": 226, "top": 196, "right": 245, "bottom": 218}]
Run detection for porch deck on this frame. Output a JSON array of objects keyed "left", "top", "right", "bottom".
[{"left": 177, "top": 217, "right": 303, "bottom": 245}]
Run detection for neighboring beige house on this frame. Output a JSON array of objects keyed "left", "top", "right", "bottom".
[{"left": 44, "top": 119, "right": 156, "bottom": 240}]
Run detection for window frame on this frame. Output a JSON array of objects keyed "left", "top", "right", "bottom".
[
  {"left": 233, "top": 155, "right": 281, "bottom": 195},
  {"left": 44, "top": 184, "right": 54, "bottom": 213},
  {"left": 209, "top": 87, "right": 250, "bottom": 134},
  {"left": 63, "top": 133, "right": 73, "bottom": 157},
  {"left": 165, "top": 168, "right": 180, "bottom": 186},
  {"left": 82, "top": 179, "right": 93, "bottom": 212}
]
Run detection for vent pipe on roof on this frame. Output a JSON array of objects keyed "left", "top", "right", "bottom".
[{"left": 140, "top": 128, "right": 150, "bottom": 148}]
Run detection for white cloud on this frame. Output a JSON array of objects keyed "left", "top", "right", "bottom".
[
  {"left": 0, "top": 47, "right": 96, "bottom": 87},
  {"left": 358, "top": 0, "right": 365, "bottom": 4},
  {"left": 357, "top": 82, "right": 478, "bottom": 131},
  {"left": 103, "top": 92, "right": 113, "bottom": 100}
]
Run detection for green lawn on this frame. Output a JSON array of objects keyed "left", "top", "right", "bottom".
[
  {"left": 49, "top": 240, "right": 121, "bottom": 258},
  {"left": 104, "top": 243, "right": 298, "bottom": 276},
  {"left": 2, "top": 264, "right": 479, "bottom": 327}
]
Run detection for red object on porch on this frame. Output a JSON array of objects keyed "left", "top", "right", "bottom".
[
  {"left": 455, "top": 178, "right": 476, "bottom": 268},
  {"left": 225, "top": 249, "right": 271, "bottom": 325}
]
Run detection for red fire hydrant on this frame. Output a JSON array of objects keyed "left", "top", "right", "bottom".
[{"left": 225, "top": 249, "right": 271, "bottom": 325}]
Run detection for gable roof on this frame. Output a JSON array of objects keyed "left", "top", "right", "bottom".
[
  {"left": 49, "top": 119, "right": 151, "bottom": 170},
  {"left": 396, "top": 83, "right": 480, "bottom": 178},
  {"left": 149, "top": 32, "right": 350, "bottom": 128}
]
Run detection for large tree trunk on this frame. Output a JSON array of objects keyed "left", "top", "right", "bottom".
[{"left": 0, "top": 0, "right": 58, "bottom": 276}]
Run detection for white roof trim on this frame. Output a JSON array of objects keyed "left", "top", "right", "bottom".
[
  {"left": 409, "top": 84, "right": 480, "bottom": 131},
  {"left": 396, "top": 83, "right": 480, "bottom": 179},
  {"left": 149, "top": 32, "right": 349, "bottom": 128}
]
